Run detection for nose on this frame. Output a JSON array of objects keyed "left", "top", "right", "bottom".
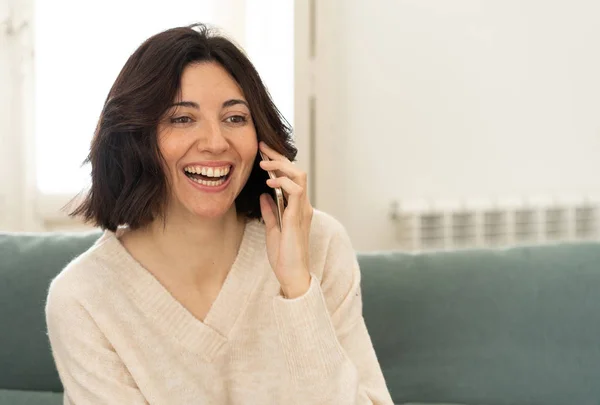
[{"left": 197, "top": 121, "right": 230, "bottom": 154}]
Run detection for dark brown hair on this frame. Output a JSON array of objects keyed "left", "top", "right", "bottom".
[{"left": 70, "top": 23, "right": 296, "bottom": 231}]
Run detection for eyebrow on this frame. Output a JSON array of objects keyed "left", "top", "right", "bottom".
[
  {"left": 223, "top": 99, "right": 249, "bottom": 109},
  {"left": 169, "top": 101, "right": 199, "bottom": 109},
  {"left": 168, "top": 99, "right": 250, "bottom": 110}
]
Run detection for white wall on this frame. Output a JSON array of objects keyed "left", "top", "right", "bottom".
[{"left": 313, "top": 0, "right": 600, "bottom": 250}]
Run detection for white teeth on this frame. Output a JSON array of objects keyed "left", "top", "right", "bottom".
[
  {"left": 184, "top": 165, "right": 231, "bottom": 177},
  {"left": 189, "top": 176, "right": 227, "bottom": 187}
]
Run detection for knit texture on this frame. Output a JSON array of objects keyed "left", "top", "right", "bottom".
[{"left": 45, "top": 210, "right": 393, "bottom": 404}]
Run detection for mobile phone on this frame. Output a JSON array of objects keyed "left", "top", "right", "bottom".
[{"left": 260, "top": 151, "right": 285, "bottom": 230}]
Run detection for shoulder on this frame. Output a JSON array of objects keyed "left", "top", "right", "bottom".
[
  {"left": 309, "top": 209, "right": 351, "bottom": 248},
  {"left": 308, "top": 209, "right": 358, "bottom": 281},
  {"left": 46, "top": 231, "right": 123, "bottom": 313}
]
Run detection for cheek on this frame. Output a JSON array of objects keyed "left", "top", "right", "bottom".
[
  {"left": 239, "top": 130, "right": 259, "bottom": 163},
  {"left": 231, "top": 136, "right": 257, "bottom": 185},
  {"left": 242, "top": 145, "right": 258, "bottom": 178},
  {"left": 158, "top": 131, "right": 188, "bottom": 171}
]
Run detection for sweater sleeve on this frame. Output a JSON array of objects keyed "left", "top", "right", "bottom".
[
  {"left": 45, "top": 279, "right": 149, "bottom": 405},
  {"left": 271, "top": 222, "right": 394, "bottom": 405}
]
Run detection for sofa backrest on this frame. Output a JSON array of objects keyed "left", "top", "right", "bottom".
[
  {"left": 359, "top": 242, "right": 600, "bottom": 405},
  {"left": 0, "top": 232, "right": 102, "bottom": 393}
]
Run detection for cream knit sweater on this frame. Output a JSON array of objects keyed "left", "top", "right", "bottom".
[{"left": 45, "top": 210, "right": 394, "bottom": 405}]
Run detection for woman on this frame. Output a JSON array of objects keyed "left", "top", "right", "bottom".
[{"left": 45, "top": 23, "right": 393, "bottom": 405}]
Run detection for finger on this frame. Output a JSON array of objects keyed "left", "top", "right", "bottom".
[
  {"left": 259, "top": 160, "right": 307, "bottom": 188},
  {"left": 266, "top": 177, "right": 307, "bottom": 218},
  {"left": 266, "top": 177, "right": 303, "bottom": 199},
  {"left": 260, "top": 193, "right": 279, "bottom": 231}
]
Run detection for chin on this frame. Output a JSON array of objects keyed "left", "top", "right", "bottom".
[
  {"left": 169, "top": 186, "right": 241, "bottom": 220},
  {"left": 185, "top": 201, "right": 236, "bottom": 220}
]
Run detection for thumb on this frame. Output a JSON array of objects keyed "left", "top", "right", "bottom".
[{"left": 260, "top": 193, "right": 279, "bottom": 231}]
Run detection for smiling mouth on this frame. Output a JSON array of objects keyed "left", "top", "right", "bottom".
[{"left": 183, "top": 165, "right": 232, "bottom": 187}]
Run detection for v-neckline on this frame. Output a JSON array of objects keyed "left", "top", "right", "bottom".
[{"left": 98, "top": 218, "right": 265, "bottom": 362}]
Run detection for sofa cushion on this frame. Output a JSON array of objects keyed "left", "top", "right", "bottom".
[
  {"left": 0, "top": 231, "right": 101, "bottom": 392},
  {"left": 358, "top": 242, "right": 600, "bottom": 405},
  {"left": 0, "top": 389, "right": 62, "bottom": 405}
]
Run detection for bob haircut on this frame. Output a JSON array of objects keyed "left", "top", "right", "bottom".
[{"left": 70, "top": 23, "right": 297, "bottom": 231}]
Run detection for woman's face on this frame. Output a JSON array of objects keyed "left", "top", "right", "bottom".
[{"left": 157, "top": 62, "right": 258, "bottom": 220}]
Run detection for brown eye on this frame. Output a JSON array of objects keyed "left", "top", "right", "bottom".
[
  {"left": 225, "top": 115, "right": 248, "bottom": 125},
  {"left": 170, "top": 116, "right": 193, "bottom": 124}
]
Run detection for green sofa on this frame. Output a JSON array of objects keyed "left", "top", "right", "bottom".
[{"left": 1, "top": 231, "right": 600, "bottom": 405}]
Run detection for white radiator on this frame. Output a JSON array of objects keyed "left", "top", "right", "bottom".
[{"left": 390, "top": 196, "right": 600, "bottom": 251}]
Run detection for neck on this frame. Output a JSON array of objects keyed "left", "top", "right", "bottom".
[{"left": 126, "top": 206, "right": 247, "bottom": 289}]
